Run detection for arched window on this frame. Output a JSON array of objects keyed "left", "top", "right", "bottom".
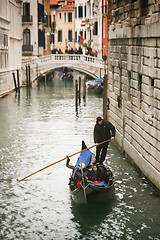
[{"left": 23, "top": 28, "right": 30, "bottom": 46}]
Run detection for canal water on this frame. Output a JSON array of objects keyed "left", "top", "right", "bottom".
[{"left": 0, "top": 74, "right": 160, "bottom": 240}]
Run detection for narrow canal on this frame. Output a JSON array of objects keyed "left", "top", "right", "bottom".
[{"left": 0, "top": 74, "right": 160, "bottom": 240}]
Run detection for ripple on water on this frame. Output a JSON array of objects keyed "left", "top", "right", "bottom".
[{"left": 0, "top": 79, "right": 160, "bottom": 240}]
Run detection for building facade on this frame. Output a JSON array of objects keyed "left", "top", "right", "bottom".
[
  {"left": 50, "top": 0, "right": 59, "bottom": 51},
  {"left": 44, "top": 0, "right": 51, "bottom": 55},
  {"left": 0, "top": 0, "right": 22, "bottom": 96},
  {"left": 75, "top": 0, "right": 90, "bottom": 52},
  {"left": 74, "top": 0, "right": 102, "bottom": 58},
  {"left": 56, "top": 1, "right": 75, "bottom": 53},
  {"left": 22, "top": 0, "right": 45, "bottom": 58},
  {"left": 50, "top": 0, "right": 75, "bottom": 53},
  {"left": 108, "top": 0, "right": 160, "bottom": 189},
  {"left": 92, "top": 0, "right": 102, "bottom": 58}
]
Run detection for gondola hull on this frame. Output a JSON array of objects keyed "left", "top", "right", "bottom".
[
  {"left": 70, "top": 180, "right": 115, "bottom": 204},
  {"left": 68, "top": 141, "right": 115, "bottom": 204}
]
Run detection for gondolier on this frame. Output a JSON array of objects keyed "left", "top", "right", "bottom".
[{"left": 94, "top": 116, "right": 116, "bottom": 164}]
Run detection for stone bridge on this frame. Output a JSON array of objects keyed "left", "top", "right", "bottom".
[{"left": 22, "top": 54, "right": 105, "bottom": 84}]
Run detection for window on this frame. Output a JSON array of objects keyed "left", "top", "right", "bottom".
[
  {"left": 23, "top": 28, "right": 30, "bottom": 46},
  {"left": 4, "top": 34, "right": 8, "bottom": 47},
  {"left": 64, "top": 12, "right": 66, "bottom": 22},
  {"left": 51, "top": 34, "right": 54, "bottom": 44},
  {"left": 59, "top": 12, "right": 62, "bottom": 19},
  {"left": 68, "top": 13, "right": 72, "bottom": 22},
  {"left": 75, "top": 31, "right": 77, "bottom": 42},
  {"left": 78, "top": 6, "right": 83, "bottom": 18},
  {"left": 38, "top": 3, "right": 44, "bottom": 23},
  {"left": 93, "top": 21, "right": 98, "bottom": 35},
  {"left": 58, "top": 30, "right": 62, "bottom": 42},
  {"left": 75, "top": 7, "right": 77, "bottom": 18},
  {"left": 49, "top": 15, "right": 51, "bottom": 27},
  {"left": 68, "top": 30, "right": 72, "bottom": 42},
  {"left": 141, "top": 0, "right": 149, "bottom": 16},
  {"left": 92, "top": 3, "right": 94, "bottom": 15},
  {"left": 23, "top": 2, "right": 30, "bottom": 16},
  {"left": 38, "top": 29, "right": 45, "bottom": 47},
  {"left": 84, "top": 5, "right": 86, "bottom": 17},
  {"left": 84, "top": 31, "right": 86, "bottom": 39},
  {"left": 90, "top": 29, "right": 92, "bottom": 40},
  {"left": 22, "top": 2, "right": 32, "bottom": 22}
]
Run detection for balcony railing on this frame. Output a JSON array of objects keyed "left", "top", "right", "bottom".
[
  {"left": 22, "top": 45, "right": 33, "bottom": 52},
  {"left": 22, "top": 15, "right": 33, "bottom": 23}
]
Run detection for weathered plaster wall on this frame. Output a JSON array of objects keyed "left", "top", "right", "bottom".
[{"left": 0, "top": 0, "right": 22, "bottom": 96}]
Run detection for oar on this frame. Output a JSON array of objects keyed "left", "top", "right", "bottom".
[{"left": 17, "top": 138, "right": 112, "bottom": 182}]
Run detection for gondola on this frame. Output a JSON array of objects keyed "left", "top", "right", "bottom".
[
  {"left": 86, "top": 78, "right": 103, "bottom": 94},
  {"left": 61, "top": 73, "right": 73, "bottom": 80},
  {"left": 68, "top": 141, "right": 115, "bottom": 204}
]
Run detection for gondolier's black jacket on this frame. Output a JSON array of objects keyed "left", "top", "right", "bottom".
[{"left": 94, "top": 120, "right": 116, "bottom": 143}]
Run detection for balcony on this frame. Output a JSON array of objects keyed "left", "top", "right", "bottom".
[
  {"left": 22, "top": 45, "right": 33, "bottom": 56},
  {"left": 22, "top": 15, "right": 33, "bottom": 24}
]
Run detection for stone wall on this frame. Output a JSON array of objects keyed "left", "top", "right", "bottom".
[{"left": 108, "top": 0, "right": 160, "bottom": 189}]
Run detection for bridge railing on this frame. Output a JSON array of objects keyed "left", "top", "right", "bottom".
[{"left": 22, "top": 54, "right": 104, "bottom": 68}]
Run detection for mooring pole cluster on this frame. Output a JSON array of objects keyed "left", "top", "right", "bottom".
[{"left": 75, "top": 76, "right": 86, "bottom": 110}]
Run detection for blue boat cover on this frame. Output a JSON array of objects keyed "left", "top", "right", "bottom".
[
  {"left": 88, "top": 181, "right": 108, "bottom": 187},
  {"left": 72, "top": 148, "right": 92, "bottom": 177}
]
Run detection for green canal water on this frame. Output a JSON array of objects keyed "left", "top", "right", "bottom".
[{"left": 0, "top": 75, "right": 160, "bottom": 240}]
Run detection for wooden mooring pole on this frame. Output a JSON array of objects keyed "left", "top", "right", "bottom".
[
  {"left": 78, "top": 76, "right": 81, "bottom": 104},
  {"left": 75, "top": 79, "right": 78, "bottom": 110},
  {"left": 12, "top": 72, "right": 17, "bottom": 93},
  {"left": 16, "top": 69, "right": 20, "bottom": 93},
  {"left": 28, "top": 65, "right": 30, "bottom": 87},
  {"left": 45, "top": 72, "right": 47, "bottom": 86},
  {"left": 26, "top": 65, "right": 28, "bottom": 88},
  {"left": 83, "top": 76, "right": 86, "bottom": 100},
  {"left": 75, "top": 76, "right": 86, "bottom": 109}
]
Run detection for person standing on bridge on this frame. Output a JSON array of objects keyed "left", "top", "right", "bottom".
[{"left": 94, "top": 116, "right": 116, "bottom": 164}]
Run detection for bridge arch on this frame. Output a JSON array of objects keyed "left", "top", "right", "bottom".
[
  {"left": 22, "top": 54, "right": 105, "bottom": 84},
  {"left": 36, "top": 64, "right": 99, "bottom": 81}
]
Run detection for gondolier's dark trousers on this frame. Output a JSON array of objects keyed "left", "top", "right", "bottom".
[{"left": 95, "top": 142, "right": 109, "bottom": 164}]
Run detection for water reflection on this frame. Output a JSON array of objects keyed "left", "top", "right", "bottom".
[
  {"left": 71, "top": 199, "right": 116, "bottom": 230},
  {"left": 0, "top": 72, "right": 160, "bottom": 240}
]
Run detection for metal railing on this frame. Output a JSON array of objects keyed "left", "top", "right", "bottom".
[
  {"left": 22, "top": 45, "right": 33, "bottom": 52},
  {"left": 22, "top": 54, "right": 104, "bottom": 68},
  {"left": 22, "top": 15, "right": 33, "bottom": 23}
]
